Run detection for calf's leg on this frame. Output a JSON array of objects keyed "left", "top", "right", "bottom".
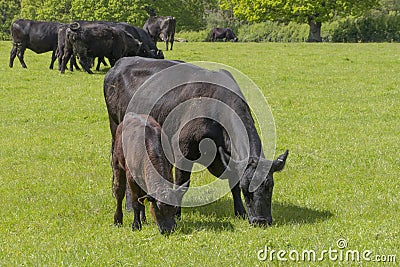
[
  {"left": 113, "top": 162, "right": 126, "bottom": 225},
  {"left": 127, "top": 175, "right": 145, "bottom": 231}
]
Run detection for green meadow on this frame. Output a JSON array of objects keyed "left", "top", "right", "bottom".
[{"left": 0, "top": 41, "right": 398, "bottom": 266}]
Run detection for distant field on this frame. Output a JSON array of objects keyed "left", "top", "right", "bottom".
[{"left": 0, "top": 41, "right": 398, "bottom": 266}]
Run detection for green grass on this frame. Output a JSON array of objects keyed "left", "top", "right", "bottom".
[{"left": 0, "top": 41, "right": 399, "bottom": 266}]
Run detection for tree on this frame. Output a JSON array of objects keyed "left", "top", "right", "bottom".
[
  {"left": 220, "top": 0, "right": 381, "bottom": 42},
  {"left": 0, "top": 0, "right": 20, "bottom": 40}
]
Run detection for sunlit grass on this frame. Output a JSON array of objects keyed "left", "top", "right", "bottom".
[{"left": 0, "top": 41, "right": 399, "bottom": 266}]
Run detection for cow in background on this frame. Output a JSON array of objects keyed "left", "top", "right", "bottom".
[
  {"left": 210, "top": 27, "right": 238, "bottom": 42},
  {"left": 9, "top": 19, "right": 63, "bottom": 69},
  {"left": 143, "top": 16, "right": 176, "bottom": 51},
  {"left": 64, "top": 21, "right": 141, "bottom": 74}
]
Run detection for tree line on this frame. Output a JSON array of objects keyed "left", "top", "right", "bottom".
[{"left": 1, "top": 0, "right": 400, "bottom": 41}]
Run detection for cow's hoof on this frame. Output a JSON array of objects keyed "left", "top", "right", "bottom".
[
  {"left": 114, "top": 213, "right": 123, "bottom": 225},
  {"left": 235, "top": 209, "right": 247, "bottom": 220},
  {"left": 132, "top": 221, "right": 142, "bottom": 231}
]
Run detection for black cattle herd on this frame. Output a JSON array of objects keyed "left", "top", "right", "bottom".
[{"left": 9, "top": 17, "right": 288, "bottom": 235}]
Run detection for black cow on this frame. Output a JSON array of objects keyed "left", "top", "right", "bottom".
[
  {"left": 143, "top": 16, "right": 176, "bottom": 51},
  {"left": 100, "top": 22, "right": 164, "bottom": 59},
  {"left": 57, "top": 24, "right": 81, "bottom": 72},
  {"left": 94, "top": 23, "right": 164, "bottom": 71},
  {"left": 133, "top": 26, "right": 164, "bottom": 59},
  {"left": 104, "top": 57, "right": 289, "bottom": 226},
  {"left": 64, "top": 21, "right": 141, "bottom": 74},
  {"left": 210, "top": 27, "right": 238, "bottom": 42},
  {"left": 9, "top": 19, "right": 63, "bottom": 69}
]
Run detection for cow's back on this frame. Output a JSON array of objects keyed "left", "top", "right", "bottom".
[
  {"left": 104, "top": 57, "right": 246, "bottom": 141},
  {"left": 12, "top": 19, "right": 62, "bottom": 53}
]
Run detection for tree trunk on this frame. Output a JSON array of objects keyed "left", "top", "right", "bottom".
[{"left": 307, "top": 19, "right": 322, "bottom": 42}]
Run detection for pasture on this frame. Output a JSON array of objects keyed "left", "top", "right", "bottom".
[{"left": 0, "top": 41, "right": 398, "bottom": 266}]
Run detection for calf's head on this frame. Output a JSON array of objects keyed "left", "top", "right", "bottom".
[
  {"left": 221, "top": 149, "right": 289, "bottom": 226},
  {"left": 139, "top": 195, "right": 177, "bottom": 235},
  {"left": 138, "top": 182, "right": 187, "bottom": 235}
]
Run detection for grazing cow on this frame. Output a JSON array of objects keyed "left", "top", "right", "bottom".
[
  {"left": 210, "top": 27, "right": 238, "bottom": 42},
  {"left": 99, "top": 22, "right": 164, "bottom": 59},
  {"left": 9, "top": 19, "right": 63, "bottom": 69},
  {"left": 57, "top": 24, "right": 80, "bottom": 72},
  {"left": 104, "top": 57, "right": 289, "bottom": 226},
  {"left": 143, "top": 16, "right": 176, "bottom": 51},
  {"left": 133, "top": 26, "right": 164, "bottom": 59},
  {"left": 64, "top": 21, "right": 141, "bottom": 74},
  {"left": 113, "top": 113, "right": 186, "bottom": 234}
]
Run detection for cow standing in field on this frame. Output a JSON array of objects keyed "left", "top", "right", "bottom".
[
  {"left": 104, "top": 57, "right": 289, "bottom": 226},
  {"left": 113, "top": 113, "right": 186, "bottom": 234},
  {"left": 143, "top": 16, "right": 176, "bottom": 51},
  {"left": 64, "top": 21, "right": 142, "bottom": 74},
  {"left": 210, "top": 27, "right": 238, "bottom": 42},
  {"left": 9, "top": 19, "right": 63, "bottom": 69},
  {"left": 57, "top": 24, "right": 81, "bottom": 72}
]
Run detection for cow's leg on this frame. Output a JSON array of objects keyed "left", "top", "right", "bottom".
[
  {"left": 113, "top": 158, "right": 126, "bottom": 226},
  {"left": 229, "top": 179, "right": 247, "bottom": 219},
  {"left": 140, "top": 202, "right": 146, "bottom": 223},
  {"left": 61, "top": 49, "right": 72, "bottom": 74},
  {"left": 9, "top": 43, "right": 17, "bottom": 68},
  {"left": 16, "top": 44, "right": 27, "bottom": 68},
  {"left": 96, "top": 57, "right": 107, "bottom": 71},
  {"left": 127, "top": 176, "right": 143, "bottom": 231},
  {"left": 49, "top": 49, "right": 57, "bottom": 69},
  {"left": 165, "top": 40, "right": 169, "bottom": 51},
  {"left": 174, "top": 160, "right": 193, "bottom": 220},
  {"left": 57, "top": 49, "right": 62, "bottom": 71},
  {"left": 207, "top": 158, "right": 247, "bottom": 219},
  {"left": 169, "top": 34, "right": 174, "bottom": 50},
  {"left": 71, "top": 56, "right": 80, "bottom": 71}
]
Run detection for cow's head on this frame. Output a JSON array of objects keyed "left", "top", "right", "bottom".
[{"left": 220, "top": 149, "right": 289, "bottom": 226}]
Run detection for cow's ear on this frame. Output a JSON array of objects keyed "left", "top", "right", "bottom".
[
  {"left": 138, "top": 195, "right": 156, "bottom": 205},
  {"left": 272, "top": 150, "right": 289, "bottom": 172}
]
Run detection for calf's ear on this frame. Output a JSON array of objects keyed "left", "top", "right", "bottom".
[
  {"left": 272, "top": 150, "right": 289, "bottom": 172},
  {"left": 138, "top": 195, "right": 156, "bottom": 205}
]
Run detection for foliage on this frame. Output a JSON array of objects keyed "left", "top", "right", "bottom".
[
  {"left": 175, "top": 29, "right": 209, "bottom": 42},
  {"left": 205, "top": 8, "right": 240, "bottom": 32},
  {"left": 0, "top": 0, "right": 20, "bottom": 40},
  {"left": 332, "top": 14, "right": 400, "bottom": 42},
  {"left": 1, "top": 41, "right": 399, "bottom": 266},
  {"left": 237, "top": 21, "right": 308, "bottom": 42},
  {"left": 220, "top": 0, "right": 381, "bottom": 24},
  {"left": 219, "top": 0, "right": 380, "bottom": 41}
]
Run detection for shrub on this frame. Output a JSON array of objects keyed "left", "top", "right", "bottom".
[
  {"left": 175, "top": 30, "right": 209, "bottom": 42},
  {"left": 237, "top": 21, "right": 308, "bottom": 42},
  {"left": 332, "top": 14, "right": 400, "bottom": 42}
]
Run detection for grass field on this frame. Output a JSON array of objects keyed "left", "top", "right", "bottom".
[{"left": 0, "top": 41, "right": 399, "bottom": 266}]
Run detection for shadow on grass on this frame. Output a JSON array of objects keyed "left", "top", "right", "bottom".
[
  {"left": 177, "top": 198, "right": 333, "bottom": 233},
  {"left": 272, "top": 202, "right": 333, "bottom": 226}
]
